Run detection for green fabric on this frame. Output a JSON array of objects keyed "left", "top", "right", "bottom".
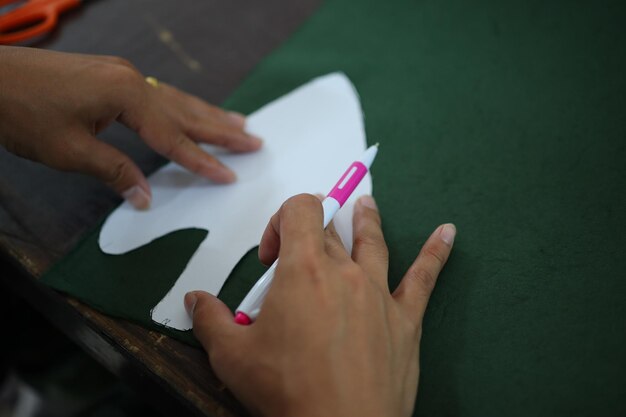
[
  {"left": 43, "top": 0, "right": 626, "bottom": 414},
  {"left": 45, "top": 225, "right": 207, "bottom": 345}
]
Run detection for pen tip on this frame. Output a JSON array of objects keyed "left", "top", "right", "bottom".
[{"left": 374, "top": 142, "right": 380, "bottom": 147}]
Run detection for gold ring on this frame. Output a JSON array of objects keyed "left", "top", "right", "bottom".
[{"left": 145, "top": 76, "right": 160, "bottom": 88}]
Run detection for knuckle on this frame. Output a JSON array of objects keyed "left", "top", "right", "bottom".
[
  {"left": 422, "top": 245, "right": 448, "bottom": 269},
  {"left": 279, "top": 250, "right": 325, "bottom": 285},
  {"left": 47, "top": 137, "right": 86, "bottom": 170},
  {"left": 182, "top": 111, "right": 202, "bottom": 127},
  {"left": 104, "top": 55, "right": 135, "bottom": 69},
  {"left": 299, "top": 245, "right": 325, "bottom": 273},
  {"left": 106, "top": 64, "right": 142, "bottom": 87},
  {"left": 208, "top": 132, "right": 232, "bottom": 149},
  {"left": 164, "top": 134, "right": 189, "bottom": 158},
  {"left": 340, "top": 263, "right": 367, "bottom": 291},
  {"left": 408, "top": 266, "right": 438, "bottom": 295},
  {"left": 104, "top": 158, "right": 131, "bottom": 186},
  {"left": 342, "top": 263, "right": 363, "bottom": 279},
  {"left": 284, "top": 193, "right": 321, "bottom": 211},
  {"left": 281, "top": 193, "right": 321, "bottom": 219},
  {"left": 353, "top": 231, "right": 373, "bottom": 247},
  {"left": 354, "top": 233, "right": 389, "bottom": 260}
]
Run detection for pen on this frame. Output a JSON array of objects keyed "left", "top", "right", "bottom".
[{"left": 234, "top": 144, "right": 379, "bottom": 325}]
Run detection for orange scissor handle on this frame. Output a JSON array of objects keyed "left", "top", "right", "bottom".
[{"left": 0, "top": 0, "right": 81, "bottom": 45}]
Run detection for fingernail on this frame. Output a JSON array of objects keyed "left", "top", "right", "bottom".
[
  {"left": 358, "top": 195, "right": 378, "bottom": 211},
  {"left": 184, "top": 292, "right": 197, "bottom": 316},
  {"left": 122, "top": 185, "right": 151, "bottom": 210},
  {"left": 227, "top": 112, "right": 246, "bottom": 127},
  {"left": 440, "top": 223, "right": 456, "bottom": 246}
]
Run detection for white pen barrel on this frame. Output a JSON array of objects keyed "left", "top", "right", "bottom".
[
  {"left": 322, "top": 197, "right": 341, "bottom": 227},
  {"left": 238, "top": 260, "right": 278, "bottom": 319}
]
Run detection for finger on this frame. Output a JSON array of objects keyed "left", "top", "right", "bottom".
[
  {"left": 85, "top": 54, "right": 136, "bottom": 70},
  {"left": 147, "top": 130, "right": 237, "bottom": 183},
  {"left": 352, "top": 195, "right": 389, "bottom": 288},
  {"left": 258, "top": 193, "right": 330, "bottom": 265},
  {"left": 258, "top": 208, "right": 281, "bottom": 266},
  {"left": 393, "top": 223, "right": 456, "bottom": 324},
  {"left": 162, "top": 83, "right": 249, "bottom": 129},
  {"left": 324, "top": 220, "right": 350, "bottom": 261},
  {"left": 159, "top": 83, "right": 262, "bottom": 151},
  {"left": 187, "top": 121, "right": 263, "bottom": 153},
  {"left": 118, "top": 86, "right": 238, "bottom": 184},
  {"left": 157, "top": 83, "right": 256, "bottom": 144},
  {"left": 61, "top": 133, "right": 152, "bottom": 210},
  {"left": 185, "top": 291, "right": 241, "bottom": 355},
  {"left": 262, "top": 194, "right": 325, "bottom": 263}
]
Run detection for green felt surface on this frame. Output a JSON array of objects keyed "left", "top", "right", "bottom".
[{"left": 43, "top": 0, "right": 626, "bottom": 415}]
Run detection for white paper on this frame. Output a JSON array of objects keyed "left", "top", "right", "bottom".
[{"left": 99, "top": 73, "right": 372, "bottom": 330}]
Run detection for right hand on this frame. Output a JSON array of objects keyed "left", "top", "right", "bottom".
[{"left": 186, "top": 194, "right": 456, "bottom": 417}]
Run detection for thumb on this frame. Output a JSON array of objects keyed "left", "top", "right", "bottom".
[
  {"left": 74, "top": 134, "right": 152, "bottom": 209},
  {"left": 185, "top": 291, "right": 237, "bottom": 354}
]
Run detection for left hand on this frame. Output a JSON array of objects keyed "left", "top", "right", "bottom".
[{"left": 0, "top": 46, "right": 262, "bottom": 209}]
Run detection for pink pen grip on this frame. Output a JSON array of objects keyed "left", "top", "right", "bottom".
[{"left": 327, "top": 161, "right": 368, "bottom": 207}]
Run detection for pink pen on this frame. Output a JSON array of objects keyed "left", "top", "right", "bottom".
[{"left": 234, "top": 144, "right": 379, "bottom": 325}]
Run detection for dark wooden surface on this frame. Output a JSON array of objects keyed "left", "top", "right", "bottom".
[{"left": 0, "top": 1, "right": 321, "bottom": 415}]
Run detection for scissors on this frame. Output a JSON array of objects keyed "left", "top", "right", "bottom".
[{"left": 0, "top": 0, "right": 83, "bottom": 45}]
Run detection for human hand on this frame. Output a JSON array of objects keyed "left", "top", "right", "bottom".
[
  {"left": 186, "top": 194, "right": 456, "bottom": 417},
  {"left": 0, "top": 46, "right": 262, "bottom": 209}
]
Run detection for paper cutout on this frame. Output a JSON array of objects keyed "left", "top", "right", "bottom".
[{"left": 99, "top": 73, "right": 372, "bottom": 330}]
